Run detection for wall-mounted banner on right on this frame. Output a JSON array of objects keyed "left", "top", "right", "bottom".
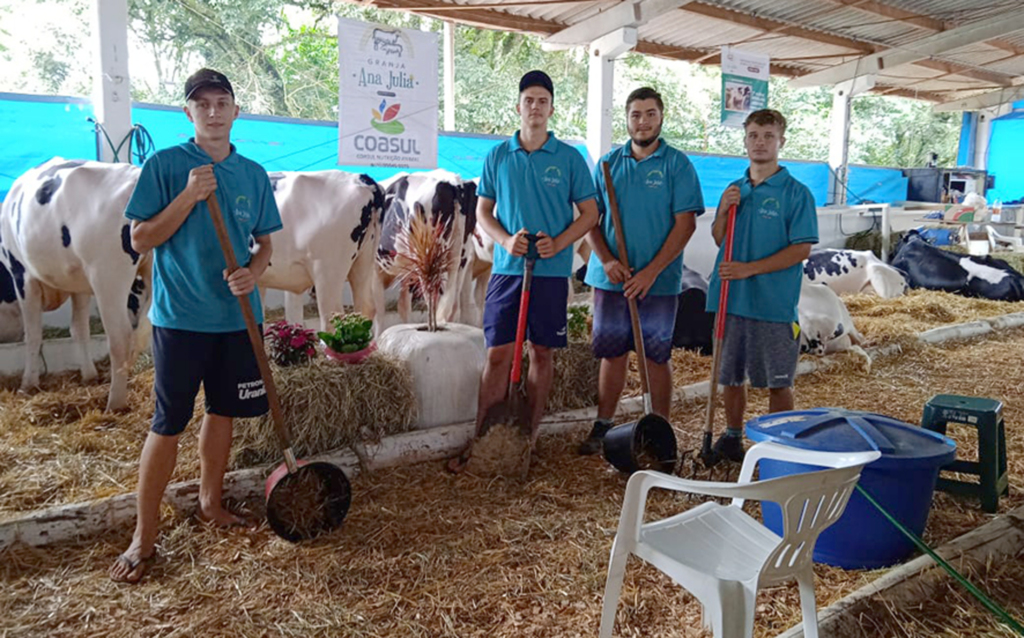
[{"left": 721, "top": 46, "right": 770, "bottom": 129}]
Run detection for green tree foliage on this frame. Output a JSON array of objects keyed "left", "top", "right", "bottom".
[{"left": 850, "top": 95, "right": 961, "bottom": 168}]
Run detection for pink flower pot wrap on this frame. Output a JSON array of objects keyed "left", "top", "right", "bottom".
[{"left": 323, "top": 341, "right": 376, "bottom": 364}]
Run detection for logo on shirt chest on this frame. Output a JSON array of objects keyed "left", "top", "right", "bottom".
[
  {"left": 234, "top": 195, "right": 252, "bottom": 223},
  {"left": 756, "top": 197, "right": 781, "bottom": 220},
  {"left": 644, "top": 169, "right": 665, "bottom": 189},
  {"left": 541, "top": 165, "right": 563, "bottom": 188}
]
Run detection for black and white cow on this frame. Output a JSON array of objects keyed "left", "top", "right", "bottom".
[
  {"left": 259, "top": 170, "right": 385, "bottom": 333},
  {"left": 803, "top": 248, "right": 908, "bottom": 298},
  {"left": 0, "top": 158, "right": 152, "bottom": 410},
  {"left": 0, "top": 259, "right": 24, "bottom": 342},
  {"left": 378, "top": 170, "right": 477, "bottom": 325},
  {"left": 892, "top": 230, "right": 1024, "bottom": 302},
  {"left": 798, "top": 279, "right": 870, "bottom": 369},
  {"left": 673, "top": 266, "right": 714, "bottom": 355}
]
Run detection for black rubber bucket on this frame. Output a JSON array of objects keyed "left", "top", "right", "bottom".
[
  {"left": 602, "top": 414, "right": 678, "bottom": 474},
  {"left": 265, "top": 461, "right": 353, "bottom": 543}
]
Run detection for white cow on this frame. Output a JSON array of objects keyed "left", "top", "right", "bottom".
[
  {"left": 259, "top": 170, "right": 385, "bottom": 333},
  {"left": 378, "top": 170, "right": 476, "bottom": 326},
  {"left": 803, "top": 248, "right": 908, "bottom": 298},
  {"left": 798, "top": 279, "right": 870, "bottom": 370},
  {"left": 0, "top": 158, "right": 152, "bottom": 410}
]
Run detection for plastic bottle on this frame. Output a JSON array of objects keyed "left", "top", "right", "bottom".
[{"left": 993, "top": 199, "right": 1002, "bottom": 223}]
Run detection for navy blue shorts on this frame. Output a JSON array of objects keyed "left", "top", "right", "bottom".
[
  {"left": 592, "top": 289, "right": 678, "bottom": 364},
  {"left": 483, "top": 274, "right": 569, "bottom": 349},
  {"left": 151, "top": 326, "right": 269, "bottom": 436}
]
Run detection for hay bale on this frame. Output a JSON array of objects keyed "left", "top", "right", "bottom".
[
  {"left": 231, "top": 353, "right": 416, "bottom": 468},
  {"left": 546, "top": 342, "right": 599, "bottom": 413}
]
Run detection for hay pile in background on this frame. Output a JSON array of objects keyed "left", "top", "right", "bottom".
[
  {"left": 231, "top": 354, "right": 416, "bottom": 468},
  {"left": 549, "top": 342, "right": 600, "bottom": 412},
  {"left": 1, "top": 328, "right": 1020, "bottom": 638},
  {"left": 843, "top": 289, "right": 1023, "bottom": 344}
]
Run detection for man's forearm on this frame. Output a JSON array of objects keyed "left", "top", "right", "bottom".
[
  {"left": 554, "top": 202, "right": 598, "bottom": 253},
  {"left": 130, "top": 190, "right": 197, "bottom": 253},
  {"left": 476, "top": 202, "right": 511, "bottom": 246},
  {"left": 585, "top": 226, "right": 615, "bottom": 264},
  {"left": 746, "top": 242, "right": 813, "bottom": 276},
  {"left": 642, "top": 213, "right": 697, "bottom": 276}
]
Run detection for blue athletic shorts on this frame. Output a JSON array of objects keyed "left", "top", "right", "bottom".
[
  {"left": 591, "top": 289, "right": 678, "bottom": 364},
  {"left": 151, "top": 326, "right": 269, "bottom": 436},
  {"left": 483, "top": 274, "right": 569, "bottom": 349},
  {"left": 718, "top": 314, "right": 800, "bottom": 389}
]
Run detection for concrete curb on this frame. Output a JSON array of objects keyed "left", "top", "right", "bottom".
[
  {"left": 2, "top": 311, "right": 1022, "bottom": 550},
  {"left": 774, "top": 504, "right": 1024, "bottom": 638}
]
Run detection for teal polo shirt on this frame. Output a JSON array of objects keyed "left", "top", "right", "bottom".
[
  {"left": 585, "top": 140, "right": 705, "bottom": 296},
  {"left": 125, "top": 140, "right": 283, "bottom": 333},
  {"left": 478, "top": 131, "right": 597, "bottom": 278},
  {"left": 705, "top": 166, "right": 818, "bottom": 324}
]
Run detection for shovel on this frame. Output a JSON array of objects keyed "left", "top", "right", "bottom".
[
  {"left": 466, "top": 233, "right": 540, "bottom": 477},
  {"left": 598, "top": 162, "right": 677, "bottom": 474},
  {"left": 698, "top": 202, "right": 738, "bottom": 470},
  {"left": 205, "top": 194, "right": 351, "bottom": 542}
]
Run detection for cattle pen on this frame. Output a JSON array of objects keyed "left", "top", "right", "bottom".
[{"left": 1, "top": 290, "right": 1023, "bottom": 637}]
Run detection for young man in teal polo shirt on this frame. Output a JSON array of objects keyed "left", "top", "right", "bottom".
[
  {"left": 449, "top": 70, "right": 599, "bottom": 472},
  {"left": 110, "top": 69, "right": 282, "bottom": 583},
  {"left": 577, "top": 87, "right": 704, "bottom": 455},
  {"left": 707, "top": 109, "right": 818, "bottom": 463}
]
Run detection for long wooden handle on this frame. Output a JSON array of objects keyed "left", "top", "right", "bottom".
[
  {"left": 704, "top": 203, "right": 738, "bottom": 436},
  {"left": 602, "top": 162, "right": 650, "bottom": 398},
  {"left": 205, "top": 194, "right": 296, "bottom": 473}
]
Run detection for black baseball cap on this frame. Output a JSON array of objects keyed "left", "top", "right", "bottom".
[
  {"left": 184, "top": 68, "right": 234, "bottom": 101},
  {"left": 519, "top": 70, "right": 554, "bottom": 98}
]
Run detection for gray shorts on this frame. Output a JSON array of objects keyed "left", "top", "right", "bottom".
[{"left": 718, "top": 314, "right": 800, "bottom": 388}]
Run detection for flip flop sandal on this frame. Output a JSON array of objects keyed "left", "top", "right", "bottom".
[
  {"left": 110, "top": 551, "right": 157, "bottom": 584},
  {"left": 446, "top": 450, "right": 472, "bottom": 475}
]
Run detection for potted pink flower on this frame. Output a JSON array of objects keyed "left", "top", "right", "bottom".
[
  {"left": 318, "top": 312, "right": 376, "bottom": 364},
  {"left": 264, "top": 320, "right": 318, "bottom": 367}
]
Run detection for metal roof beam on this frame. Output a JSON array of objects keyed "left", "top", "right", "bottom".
[
  {"left": 789, "top": 11, "right": 1024, "bottom": 88},
  {"left": 933, "top": 85, "right": 1024, "bottom": 112},
  {"left": 542, "top": 0, "right": 693, "bottom": 49}
]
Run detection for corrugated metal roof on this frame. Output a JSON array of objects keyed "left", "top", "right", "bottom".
[{"left": 385, "top": 0, "right": 1024, "bottom": 105}]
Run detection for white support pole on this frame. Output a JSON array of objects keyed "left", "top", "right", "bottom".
[
  {"left": 974, "top": 103, "right": 1012, "bottom": 171},
  {"left": 585, "top": 27, "right": 637, "bottom": 164},
  {"left": 92, "top": 0, "right": 133, "bottom": 163},
  {"left": 443, "top": 21, "right": 456, "bottom": 132},
  {"left": 828, "top": 75, "right": 874, "bottom": 206}
]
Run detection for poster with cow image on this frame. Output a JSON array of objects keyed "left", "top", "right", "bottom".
[
  {"left": 338, "top": 17, "right": 439, "bottom": 168},
  {"left": 720, "top": 46, "right": 770, "bottom": 129}
]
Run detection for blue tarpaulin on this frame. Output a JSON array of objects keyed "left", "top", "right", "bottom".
[
  {"left": 1, "top": 92, "right": 907, "bottom": 208},
  {"left": 986, "top": 108, "right": 1024, "bottom": 204}
]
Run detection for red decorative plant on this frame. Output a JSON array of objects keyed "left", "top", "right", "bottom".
[{"left": 264, "top": 320, "right": 318, "bottom": 367}]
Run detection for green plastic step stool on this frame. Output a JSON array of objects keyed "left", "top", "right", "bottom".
[{"left": 921, "top": 394, "right": 1008, "bottom": 513}]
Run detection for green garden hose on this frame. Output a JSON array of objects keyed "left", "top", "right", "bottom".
[{"left": 856, "top": 484, "right": 1024, "bottom": 635}]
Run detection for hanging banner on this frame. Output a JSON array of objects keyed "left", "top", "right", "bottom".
[
  {"left": 338, "top": 17, "right": 439, "bottom": 168},
  {"left": 720, "top": 46, "right": 770, "bottom": 128}
]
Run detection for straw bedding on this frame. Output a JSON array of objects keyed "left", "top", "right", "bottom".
[
  {"left": 0, "top": 327, "right": 1022, "bottom": 637},
  {"left": 0, "top": 354, "right": 416, "bottom": 518}
]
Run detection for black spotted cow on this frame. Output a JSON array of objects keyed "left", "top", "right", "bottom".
[
  {"left": 0, "top": 260, "right": 24, "bottom": 342},
  {"left": 798, "top": 279, "right": 870, "bottom": 369},
  {"left": 259, "top": 170, "right": 385, "bottom": 334},
  {"left": 892, "top": 230, "right": 1024, "bottom": 302},
  {"left": 378, "top": 170, "right": 477, "bottom": 325},
  {"left": 803, "top": 248, "right": 908, "bottom": 298},
  {"left": 0, "top": 158, "right": 152, "bottom": 410}
]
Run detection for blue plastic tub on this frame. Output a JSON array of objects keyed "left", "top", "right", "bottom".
[{"left": 745, "top": 408, "right": 956, "bottom": 569}]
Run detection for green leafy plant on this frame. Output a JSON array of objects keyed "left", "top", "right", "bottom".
[
  {"left": 567, "top": 304, "right": 591, "bottom": 343},
  {"left": 318, "top": 313, "right": 373, "bottom": 353}
]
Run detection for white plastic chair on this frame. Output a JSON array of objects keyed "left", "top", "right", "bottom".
[
  {"left": 986, "top": 225, "right": 1024, "bottom": 253},
  {"left": 598, "top": 441, "right": 881, "bottom": 638}
]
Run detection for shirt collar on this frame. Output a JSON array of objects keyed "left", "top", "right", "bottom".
[
  {"left": 624, "top": 138, "right": 668, "bottom": 162},
  {"left": 511, "top": 130, "right": 557, "bottom": 153},
  {"left": 743, "top": 165, "right": 789, "bottom": 187},
  {"left": 186, "top": 138, "right": 239, "bottom": 166}
]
